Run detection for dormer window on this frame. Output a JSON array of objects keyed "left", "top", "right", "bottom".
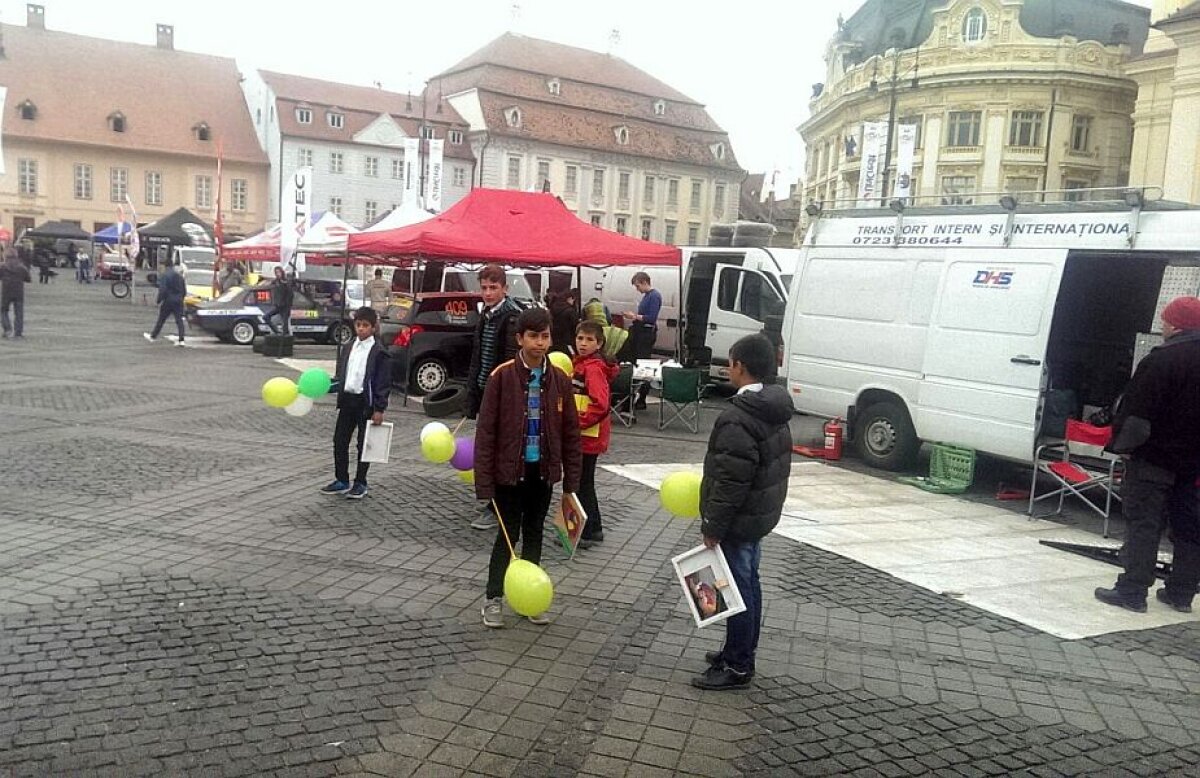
[
  {"left": 653, "top": 99, "right": 666, "bottom": 116},
  {"left": 327, "top": 111, "right": 344, "bottom": 129},
  {"left": 547, "top": 78, "right": 561, "bottom": 96},
  {"left": 710, "top": 142, "right": 726, "bottom": 160},
  {"left": 419, "top": 125, "right": 434, "bottom": 140},
  {"left": 194, "top": 122, "right": 211, "bottom": 142},
  {"left": 296, "top": 107, "right": 313, "bottom": 124},
  {"left": 963, "top": 7, "right": 987, "bottom": 43},
  {"left": 505, "top": 106, "right": 522, "bottom": 128},
  {"left": 614, "top": 126, "right": 630, "bottom": 145},
  {"left": 108, "top": 112, "right": 126, "bottom": 133},
  {"left": 449, "top": 129, "right": 464, "bottom": 145},
  {"left": 18, "top": 100, "right": 36, "bottom": 121}
]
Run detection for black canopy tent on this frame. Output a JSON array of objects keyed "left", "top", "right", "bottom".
[
  {"left": 138, "top": 207, "right": 215, "bottom": 248},
  {"left": 23, "top": 220, "right": 91, "bottom": 241}
]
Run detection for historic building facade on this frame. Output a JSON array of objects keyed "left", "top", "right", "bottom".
[
  {"left": 0, "top": 5, "right": 268, "bottom": 240},
  {"left": 437, "top": 33, "right": 743, "bottom": 245},
  {"left": 800, "top": 0, "right": 1150, "bottom": 223},
  {"left": 240, "top": 72, "right": 475, "bottom": 228}
]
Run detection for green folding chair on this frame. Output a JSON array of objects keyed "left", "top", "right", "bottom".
[{"left": 659, "top": 367, "right": 705, "bottom": 433}]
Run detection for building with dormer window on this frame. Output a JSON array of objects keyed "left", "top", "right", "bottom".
[{"left": 436, "top": 33, "right": 741, "bottom": 244}]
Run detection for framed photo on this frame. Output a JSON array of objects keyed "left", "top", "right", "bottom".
[
  {"left": 671, "top": 544, "right": 746, "bottom": 628},
  {"left": 360, "top": 421, "right": 394, "bottom": 463}
]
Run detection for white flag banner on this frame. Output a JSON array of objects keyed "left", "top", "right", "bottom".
[
  {"left": 856, "top": 121, "right": 887, "bottom": 207},
  {"left": 402, "top": 138, "right": 420, "bottom": 206},
  {"left": 0, "top": 86, "right": 7, "bottom": 176},
  {"left": 893, "top": 123, "right": 918, "bottom": 202},
  {"left": 280, "top": 166, "right": 312, "bottom": 274},
  {"left": 426, "top": 139, "right": 445, "bottom": 211}
]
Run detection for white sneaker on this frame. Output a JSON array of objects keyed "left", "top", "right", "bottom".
[
  {"left": 481, "top": 597, "right": 504, "bottom": 628},
  {"left": 142, "top": 332, "right": 156, "bottom": 342},
  {"left": 175, "top": 340, "right": 186, "bottom": 347},
  {"left": 526, "top": 613, "right": 550, "bottom": 626}
]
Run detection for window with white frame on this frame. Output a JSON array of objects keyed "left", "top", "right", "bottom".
[
  {"left": 194, "top": 174, "right": 212, "bottom": 209},
  {"left": 365, "top": 200, "right": 378, "bottom": 223},
  {"left": 17, "top": 159, "right": 37, "bottom": 196},
  {"left": 664, "top": 221, "right": 677, "bottom": 245},
  {"left": 713, "top": 183, "right": 726, "bottom": 218},
  {"left": 365, "top": 156, "right": 379, "bottom": 177},
  {"left": 618, "top": 171, "right": 631, "bottom": 201},
  {"left": 946, "top": 111, "right": 982, "bottom": 147},
  {"left": 640, "top": 218, "right": 652, "bottom": 241},
  {"left": 453, "top": 166, "right": 466, "bottom": 188},
  {"left": 592, "top": 168, "right": 605, "bottom": 198},
  {"left": 689, "top": 179, "right": 703, "bottom": 212},
  {"left": 615, "top": 126, "right": 629, "bottom": 145},
  {"left": 392, "top": 159, "right": 404, "bottom": 180},
  {"left": 330, "top": 151, "right": 344, "bottom": 174},
  {"left": 1071, "top": 115, "right": 1093, "bottom": 153},
  {"left": 615, "top": 216, "right": 628, "bottom": 235},
  {"left": 653, "top": 99, "right": 666, "bottom": 116},
  {"left": 296, "top": 107, "right": 313, "bottom": 124},
  {"left": 643, "top": 176, "right": 655, "bottom": 206},
  {"left": 962, "top": 8, "right": 987, "bottom": 43},
  {"left": 329, "top": 196, "right": 343, "bottom": 217},
  {"left": 1008, "top": 110, "right": 1044, "bottom": 147},
  {"left": 449, "top": 130, "right": 464, "bottom": 145},
  {"left": 419, "top": 125, "right": 434, "bottom": 140},
  {"left": 146, "top": 171, "right": 163, "bottom": 206},
  {"left": 940, "top": 175, "right": 976, "bottom": 205},
  {"left": 111, "top": 168, "right": 129, "bottom": 203},
  {"left": 232, "top": 179, "right": 248, "bottom": 211},
  {"left": 506, "top": 156, "right": 522, "bottom": 189},
  {"left": 667, "top": 179, "right": 679, "bottom": 207},
  {"left": 74, "top": 163, "right": 93, "bottom": 200},
  {"left": 537, "top": 159, "right": 551, "bottom": 190},
  {"left": 327, "top": 111, "right": 344, "bottom": 129},
  {"left": 547, "top": 78, "right": 561, "bottom": 96},
  {"left": 505, "top": 107, "right": 521, "bottom": 128},
  {"left": 299, "top": 148, "right": 313, "bottom": 168},
  {"left": 565, "top": 165, "right": 578, "bottom": 196}
]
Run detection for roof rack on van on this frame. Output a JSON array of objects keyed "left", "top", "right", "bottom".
[{"left": 802, "top": 186, "right": 1183, "bottom": 249}]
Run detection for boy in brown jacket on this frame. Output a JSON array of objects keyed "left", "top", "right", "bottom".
[{"left": 476, "top": 307, "right": 582, "bottom": 628}]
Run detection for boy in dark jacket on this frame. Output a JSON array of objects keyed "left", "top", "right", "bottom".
[
  {"left": 572, "top": 320, "right": 619, "bottom": 547},
  {"left": 476, "top": 307, "right": 582, "bottom": 628},
  {"left": 143, "top": 261, "right": 188, "bottom": 346},
  {"left": 693, "top": 334, "right": 793, "bottom": 691},
  {"left": 321, "top": 307, "right": 391, "bottom": 500}
]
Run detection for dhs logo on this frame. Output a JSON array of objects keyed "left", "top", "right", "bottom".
[{"left": 972, "top": 270, "right": 1014, "bottom": 288}]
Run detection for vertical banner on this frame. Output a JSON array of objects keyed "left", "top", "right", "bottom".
[
  {"left": 855, "top": 121, "right": 887, "bottom": 207},
  {"left": 893, "top": 124, "right": 918, "bottom": 202},
  {"left": 280, "top": 166, "right": 312, "bottom": 275},
  {"left": 0, "top": 87, "right": 6, "bottom": 175},
  {"left": 426, "top": 139, "right": 444, "bottom": 211},
  {"left": 402, "top": 138, "right": 420, "bottom": 206}
]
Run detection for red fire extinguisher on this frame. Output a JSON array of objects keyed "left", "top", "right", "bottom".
[{"left": 823, "top": 417, "right": 844, "bottom": 461}]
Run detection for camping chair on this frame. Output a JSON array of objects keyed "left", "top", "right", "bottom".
[
  {"left": 610, "top": 363, "right": 637, "bottom": 427},
  {"left": 1028, "top": 419, "right": 1123, "bottom": 537},
  {"left": 659, "top": 367, "right": 705, "bottom": 433}
]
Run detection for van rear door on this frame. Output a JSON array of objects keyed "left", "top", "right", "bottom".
[{"left": 916, "top": 251, "right": 1065, "bottom": 461}]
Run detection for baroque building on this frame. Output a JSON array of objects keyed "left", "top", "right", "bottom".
[
  {"left": 436, "top": 33, "right": 742, "bottom": 246},
  {"left": 800, "top": 0, "right": 1150, "bottom": 222}
]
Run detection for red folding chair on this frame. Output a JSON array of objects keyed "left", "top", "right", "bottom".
[{"left": 1028, "top": 419, "right": 1123, "bottom": 537}]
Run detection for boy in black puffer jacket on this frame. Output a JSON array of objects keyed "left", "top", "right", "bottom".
[{"left": 693, "top": 334, "right": 793, "bottom": 691}]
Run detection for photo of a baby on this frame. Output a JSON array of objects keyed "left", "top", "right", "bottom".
[
  {"left": 685, "top": 567, "right": 728, "bottom": 619},
  {"left": 671, "top": 544, "right": 745, "bottom": 628}
]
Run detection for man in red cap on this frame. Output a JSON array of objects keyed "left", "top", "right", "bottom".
[{"left": 1095, "top": 296, "right": 1200, "bottom": 613}]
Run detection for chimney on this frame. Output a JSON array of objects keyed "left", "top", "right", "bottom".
[
  {"left": 26, "top": 4, "right": 44, "bottom": 29},
  {"left": 156, "top": 23, "right": 174, "bottom": 50}
]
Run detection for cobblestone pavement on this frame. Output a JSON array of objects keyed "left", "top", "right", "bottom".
[{"left": 1, "top": 280, "right": 1198, "bottom": 777}]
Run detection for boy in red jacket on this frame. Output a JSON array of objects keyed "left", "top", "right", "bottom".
[{"left": 572, "top": 320, "right": 619, "bottom": 548}]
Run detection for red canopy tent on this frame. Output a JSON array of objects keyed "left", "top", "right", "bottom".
[{"left": 344, "top": 188, "right": 681, "bottom": 268}]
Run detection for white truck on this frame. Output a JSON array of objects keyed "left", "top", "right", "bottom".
[{"left": 778, "top": 197, "right": 1200, "bottom": 470}]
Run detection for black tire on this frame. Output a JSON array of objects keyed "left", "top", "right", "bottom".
[
  {"left": 422, "top": 386, "right": 466, "bottom": 418},
  {"left": 854, "top": 401, "right": 919, "bottom": 471},
  {"left": 231, "top": 319, "right": 257, "bottom": 346},
  {"left": 410, "top": 357, "right": 450, "bottom": 396},
  {"left": 328, "top": 321, "right": 353, "bottom": 345},
  {"left": 110, "top": 280, "right": 130, "bottom": 299}
]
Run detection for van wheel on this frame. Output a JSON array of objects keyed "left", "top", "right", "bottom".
[
  {"left": 231, "top": 319, "right": 257, "bottom": 346},
  {"left": 854, "top": 401, "right": 919, "bottom": 471},
  {"left": 411, "top": 358, "right": 449, "bottom": 396}
]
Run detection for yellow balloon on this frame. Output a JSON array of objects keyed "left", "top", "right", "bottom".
[
  {"left": 548, "top": 351, "right": 573, "bottom": 375},
  {"left": 262, "top": 377, "right": 299, "bottom": 409},
  {"left": 458, "top": 469, "right": 475, "bottom": 485},
  {"left": 504, "top": 559, "right": 554, "bottom": 617},
  {"left": 421, "top": 430, "right": 456, "bottom": 463},
  {"left": 660, "top": 471, "right": 703, "bottom": 518}
]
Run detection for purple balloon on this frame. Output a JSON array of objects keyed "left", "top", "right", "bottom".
[{"left": 450, "top": 436, "right": 475, "bottom": 471}]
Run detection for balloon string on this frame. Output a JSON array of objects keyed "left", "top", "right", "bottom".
[
  {"left": 491, "top": 499, "right": 517, "bottom": 559},
  {"left": 452, "top": 417, "right": 467, "bottom": 436}
]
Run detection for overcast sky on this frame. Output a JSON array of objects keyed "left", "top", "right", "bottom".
[{"left": 3, "top": 0, "right": 1157, "bottom": 187}]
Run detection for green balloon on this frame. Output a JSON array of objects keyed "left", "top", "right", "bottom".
[
  {"left": 504, "top": 559, "right": 554, "bottom": 617},
  {"left": 421, "top": 430, "right": 456, "bottom": 463},
  {"left": 660, "top": 471, "right": 703, "bottom": 518},
  {"left": 297, "top": 368, "right": 332, "bottom": 398}
]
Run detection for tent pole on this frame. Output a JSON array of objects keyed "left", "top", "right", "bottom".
[
  {"left": 676, "top": 262, "right": 683, "bottom": 363},
  {"left": 339, "top": 250, "right": 351, "bottom": 353}
]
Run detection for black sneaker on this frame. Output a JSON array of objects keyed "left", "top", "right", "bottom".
[
  {"left": 1094, "top": 586, "right": 1147, "bottom": 613},
  {"left": 1156, "top": 588, "right": 1194, "bottom": 613},
  {"left": 705, "top": 651, "right": 755, "bottom": 677},
  {"left": 691, "top": 665, "right": 752, "bottom": 691},
  {"left": 319, "top": 480, "right": 351, "bottom": 495},
  {"left": 345, "top": 483, "right": 369, "bottom": 500}
]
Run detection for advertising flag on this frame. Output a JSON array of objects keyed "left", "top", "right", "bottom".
[
  {"left": 855, "top": 121, "right": 887, "bottom": 207},
  {"left": 280, "top": 166, "right": 313, "bottom": 274},
  {"left": 426, "top": 139, "right": 444, "bottom": 211},
  {"left": 124, "top": 194, "right": 140, "bottom": 262},
  {"left": 0, "top": 86, "right": 6, "bottom": 175},
  {"left": 402, "top": 138, "right": 420, "bottom": 206},
  {"left": 893, "top": 124, "right": 918, "bottom": 202}
]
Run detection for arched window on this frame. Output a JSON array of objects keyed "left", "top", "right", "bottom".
[
  {"left": 108, "top": 112, "right": 126, "bottom": 133},
  {"left": 653, "top": 99, "right": 666, "bottom": 116},
  {"left": 18, "top": 100, "right": 36, "bottom": 120},
  {"left": 614, "top": 126, "right": 629, "bottom": 145},
  {"left": 505, "top": 107, "right": 522, "bottom": 128},
  {"left": 195, "top": 122, "right": 211, "bottom": 142},
  {"left": 547, "top": 78, "right": 561, "bottom": 96},
  {"left": 963, "top": 8, "right": 987, "bottom": 43}
]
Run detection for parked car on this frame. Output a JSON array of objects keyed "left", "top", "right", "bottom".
[
  {"left": 381, "top": 292, "right": 482, "bottom": 395},
  {"left": 190, "top": 282, "right": 354, "bottom": 346},
  {"left": 94, "top": 253, "right": 133, "bottom": 281}
]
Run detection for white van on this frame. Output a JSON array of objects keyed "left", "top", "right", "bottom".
[
  {"left": 781, "top": 200, "right": 1200, "bottom": 470},
  {"left": 583, "top": 246, "right": 797, "bottom": 376}
]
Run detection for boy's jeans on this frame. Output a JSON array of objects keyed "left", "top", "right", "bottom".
[{"left": 721, "top": 539, "right": 763, "bottom": 675}]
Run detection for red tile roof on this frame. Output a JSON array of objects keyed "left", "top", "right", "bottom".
[
  {"left": 0, "top": 22, "right": 265, "bottom": 165},
  {"left": 260, "top": 71, "right": 474, "bottom": 161}
]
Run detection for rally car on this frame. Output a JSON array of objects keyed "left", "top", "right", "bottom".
[
  {"left": 190, "top": 282, "right": 355, "bottom": 346},
  {"left": 381, "top": 292, "right": 483, "bottom": 395}
]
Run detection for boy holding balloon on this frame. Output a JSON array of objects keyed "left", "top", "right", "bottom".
[
  {"left": 693, "top": 334, "right": 792, "bottom": 691},
  {"left": 320, "top": 307, "right": 391, "bottom": 500},
  {"left": 475, "top": 307, "right": 582, "bottom": 628}
]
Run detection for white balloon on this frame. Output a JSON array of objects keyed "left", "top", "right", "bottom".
[
  {"left": 284, "top": 395, "right": 314, "bottom": 417},
  {"left": 420, "top": 421, "right": 449, "bottom": 441}
]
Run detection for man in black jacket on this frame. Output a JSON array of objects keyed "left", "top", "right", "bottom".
[
  {"left": 693, "top": 334, "right": 793, "bottom": 691},
  {"left": 1095, "top": 296, "right": 1200, "bottom": 613},
  {"left": 321, "top": 307, "right": 391, "bottom": 500},
  {"left": 0, "top": 250, "right": 31, "bottom": 338},
  {"left": 265, "top": 266, "right": 295, "bottom": 335},
  {"left": 143, "top": 260, "right": 187, "bottom": 346}
]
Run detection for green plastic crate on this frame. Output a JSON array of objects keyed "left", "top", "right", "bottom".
[{"left": 897, "top": 444, "right": 976, "bottom": 495}]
